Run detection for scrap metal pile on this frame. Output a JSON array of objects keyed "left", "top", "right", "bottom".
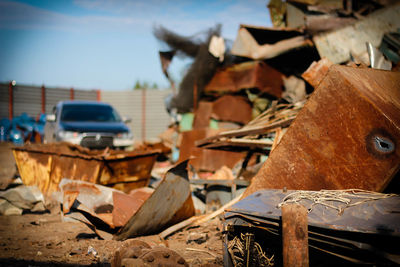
[
  {"left": 155, "top": 0, "right": 400, "bottom": 266},
  {"left": 1, "top": 1, "right": 400, "bottom": 266}
]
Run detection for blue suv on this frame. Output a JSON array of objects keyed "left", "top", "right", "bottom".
[{"left": 44, "top": 101, "right": 134, "bottom": 149}]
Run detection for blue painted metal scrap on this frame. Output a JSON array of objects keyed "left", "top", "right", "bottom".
[
  {"left": 225, "top": 189, "right": 400, "bottom": 235},
  {"left": 0, "top": 113, "right": 45, "bottom": 144},
  {"left": 223, "top": 189, "right": 400, "bottom": 265}
]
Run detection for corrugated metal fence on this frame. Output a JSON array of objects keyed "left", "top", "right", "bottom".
[
  {"left": 102, "top": 90, "right": 172, "bottom": 140},
  {"left": 0, "top": 82, "right": 172, "bottom": 140}
]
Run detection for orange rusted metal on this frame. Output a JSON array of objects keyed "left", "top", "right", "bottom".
[
  {"left": 244, "top": 65, "right": 400, "bottom": 197},
  {"left": 193, "top": 101, "right": 213, "bottom": 129},
  {"left": 59, "top": 161, "right": 195, "bottom": 239},
  {"left": 178, "top": 129, "right": 244, "bottom": 172},
  {"left": 12, "top": 142, "right": 159, "bottom": 196},
  {"left": 302, "top": 58, "right": 333, "bottom": 88},
  {"left": 204, "top": 61, "right": 283, "bottom": 98},
  {"left": 115, "top": 160, "right": 195, "bottom": 240},
  {"left": 211, "top": 95, "right": 252, "bottom": 125},
  {"left": 112, "top": 188, "right": 153, "bottom": 227}
]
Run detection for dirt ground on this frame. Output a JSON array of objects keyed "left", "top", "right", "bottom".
[{"left": 0, "top": 143, "right": 224, "bottom": 266}]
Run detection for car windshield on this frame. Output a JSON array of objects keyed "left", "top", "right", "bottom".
[{"left": 60, "top": 104, "right": 121, "bottom": 122}]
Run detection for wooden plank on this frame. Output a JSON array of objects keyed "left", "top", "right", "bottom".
[
  {"left": 196, "top": 117, "right": 295, "bottom": 146},
  {"left": 282, "top": 203, "right": 309, "bottom": 267}
]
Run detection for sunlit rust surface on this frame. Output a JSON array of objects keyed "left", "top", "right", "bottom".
[
  {"left": 178, "top": 129, "right": 244, "bottom": 171},
  {"left": 244, "top": 66, "right": 400, "bottom": 198},
  {"left": 211, "top": 95, "right": 252, "bottom": 125},
  {"left": 301, "top": 58, "right": 333, "bottom": 89},
  {"left": 115, "top": 161, "right": 195, "bottom": 240},
  {"left": 112, "top": 188, "right": 153, "bottom": 227},
  {"left": 12, "top": 143, "right": 159, "bottom": 196},
  {"left": 204, "top": 61, "right": 283, "bottom": 98},
  {"left": 193, "top": 101, "right": 213, "bottom": 129}
]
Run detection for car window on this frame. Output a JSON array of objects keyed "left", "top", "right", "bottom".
[{"left": 60, "top": 104, "right": 121, "bottom": 122}]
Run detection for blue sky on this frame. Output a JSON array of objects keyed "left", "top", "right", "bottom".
[{"left": 0, "top": 0, "right": 271, "bottom": 91}]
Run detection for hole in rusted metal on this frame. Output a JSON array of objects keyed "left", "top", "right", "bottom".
[
  {"left": 366, "top": 129, "right": 396, "bottom": 159},
  {"left": 374, "top": 136, "right": 394, "bottom": 152}
]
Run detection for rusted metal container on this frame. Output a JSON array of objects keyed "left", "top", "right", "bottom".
[
  {"left": 244, "top": 65, "right": 400, "bottom": 197},
  {"left": 12, "top": 143, "right": 159, "bottom": 195}
]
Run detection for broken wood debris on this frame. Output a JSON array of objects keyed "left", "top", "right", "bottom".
[{"left": 196, "top": 100, "right": 305, "bottom": 153}]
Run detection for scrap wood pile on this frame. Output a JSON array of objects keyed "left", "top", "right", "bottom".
[{"left": 196, "top": 100, "right": 306, "bottom": 153}]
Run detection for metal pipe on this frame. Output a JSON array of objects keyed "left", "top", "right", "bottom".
[
  {"left": 70, "top": 88, "right": 74, "bottom": 100},
  {"left": 41, "top": 85, "right": 46, "bottom": 114},
  {"left": 142, "top": 88, "right": 146, "bottom": 141},
  {"left": 96, "top": 90, "right": 101, "bottom": 102},
  {"left": 8, "top": 81, "right": 13, "bottom": 120}
]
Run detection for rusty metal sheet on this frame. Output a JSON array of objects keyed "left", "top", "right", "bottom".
[
  {"left": 112, "top": 188, "right": 153, "bottom": 227},
  {"left": 178, "top": 129, "right": 244, "bottom": 171},
  {"left": 204, "top": 61, "right": 284, "bottom": 98},
  {"left": 193, "top": 101, "right": 213, "bottom": 129},
  {"left": 115, "top": 160, "right": 195, "bottom": 240},
  {"left": 60, "top": 179, "right": 118, "bottom": 228},
  {"left": 228, "top": 189, "right": 400, "bottom": 235},
  {"left": 211, "top": 95, "right": 252, "bottom": 125},
  {"left": 244, "top": 65, "right": 400, "bottom": 198},
  {"left": 165, "top": 194, "right": 195, "bottom": 228},
  {"left": 60, "top": 161, "right": 195, "bottom": 240},
  {"left": 12, "top": 142, "right": 159, "bottom": 196},
  {"left": 302, "top": 58, "right": 333, "bottom": 88},
  {"left": 224, "top": 189, "right": 400, "bottom": 265},
  {"left": 13, "top": 149, "right": 102, "bottom": 195},
  {"left": 98, "top": 154, "right": 157, "bottom": 191},
  {"left": 136, "top": 141, "right": 172, "bottom": 155}
]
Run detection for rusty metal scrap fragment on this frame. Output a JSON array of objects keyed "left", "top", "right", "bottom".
[
  {"left": 204, "top": 61, "right": 284, "bottom": 98},
  {"left": 60, "top": 161, "right": 195, "bottom": 240},
  {"left": 301, "top": 57, "right": 333, "bottom": 88},
  {"left": 244, "top": 65, "right": 400, "bottom": 198},
  {"left": 112, "top": 188, "right": 153, "bottom": 227},
  {"left": 115, "top": 160, "right": 195, "bottom": 240},
  {"left": 211, "top": 95, "right": 252, "bottom": 125},
  {"left": 193, "top": 101, "right": 213, "bottom": 129},
  {"left": 178, "top": 129, "right": 244, "bottom": 171},
  {"left": 12, "top": 143, "right": 159, "bottom": 195}
]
